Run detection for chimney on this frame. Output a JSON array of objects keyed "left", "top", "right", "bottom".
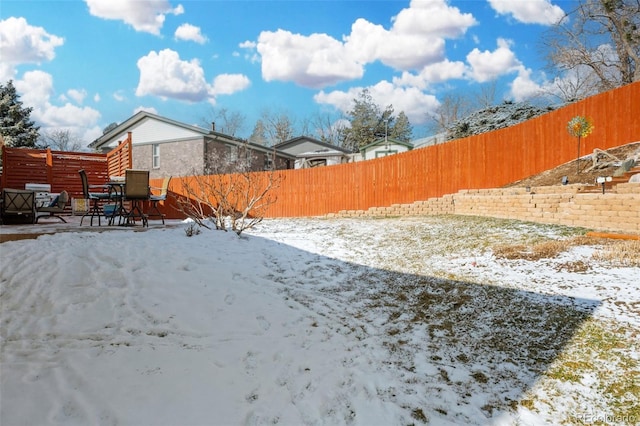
[{"left": 211, "top": 122, "right": 216, "bottom": 132}]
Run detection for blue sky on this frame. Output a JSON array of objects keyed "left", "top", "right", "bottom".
[{"left": 1, "top": 0, "right": 575, "bottom": 146}]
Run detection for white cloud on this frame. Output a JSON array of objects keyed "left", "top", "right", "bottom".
[
  {"left": 136, "top": 49, "right": 250, "bottom": 102},
  {"left": 345, "top": 18, "right": 445, "bottom": 70},
  {"left": 134, "top": 106, "right": 158, "bottom": 115},
  {"left": 0, "top": 17, "right": 64, "bottom": 68},
  {"left": 394, "top": 59, "right": 466, "bottom": 89},
  {"left": 94, "top": 93, "right": 101, "bottom": 103},
  {"left": 211, "top": 74, "right": 250, "bottom": 96},
  {"left": 67, "top": 89, "right": 87, "bottom": 104},
  {"left": 466, "top": 38, "right": 521, "bottom": 82},
  {"left": 509, "top": 67, "right": 543, "bottom": 101},
  {"left": 84, "top": 0, "right": 183, "bottom": 35},
  {"left": 113, "top": 91, "right": 126, "bottom": 102},
  {"left": 252, "top": 0, "right": 476, "bottom": 89},
  {"left": 174, "top": 23, "right": 207, "bottom": 44},
  {"left": 314, "top": 80, "right": 439, "bottom": 125},
  {"left": 392, "top": 0, "right": 477, "bottom": 38},
  {"left": 136, "top": 49, "right": 209, "bottom": 101},
  {"left": 257, "top": 29, "right": 363, "bottom": 89},
  {"left": 14, "top": 70, "right": 101, "bottom": 130},
  {"left": 488, "top": 0, "right": 565, "bottom": 25}
]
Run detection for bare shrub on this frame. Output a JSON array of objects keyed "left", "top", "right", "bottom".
[{"left": 174, "top": 142, "right": 282, "bottom": 236}]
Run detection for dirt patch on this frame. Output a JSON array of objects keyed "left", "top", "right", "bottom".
[
  {"left": 0, "top": 233, "right": 56, "bottom": 243},
  {"left": 504, "top": 142, "right": 640, "bottom": 188}
]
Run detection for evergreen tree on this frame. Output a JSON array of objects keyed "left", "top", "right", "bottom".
[
  {"left": 390, "top": 111, "right": 413, "bottom": 142},
  {"left": 0, "top": 80, "right": 39, "bottom": 147},
  {"left": 339, "top": 89, "right": 413, "bottom": 150}
]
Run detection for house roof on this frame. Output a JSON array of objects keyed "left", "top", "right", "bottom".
[
  {"left": 89, "top": 111, "right": 210, "bottom": 149},
  {"left": 275, "top": 136, "right": 352, "bottom": 154},
  {"left": 359, "top": 137, "right": 414, "bottom": 152},
  {"left": 296, "top": 149, "right": 352, "bottom": 159},
  {"left": 89, "top": 111, "right": 295, "bottom": 158}
]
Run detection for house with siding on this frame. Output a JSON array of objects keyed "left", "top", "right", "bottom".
[
  {"left": 89, "top": 112, "right": 295, "bottom": 178},
  {"left": 355, "top": 137, "right": 413, "bottom": 161},
  {"left": 275, "top": 136, "right": 353, "bottom": 169}
]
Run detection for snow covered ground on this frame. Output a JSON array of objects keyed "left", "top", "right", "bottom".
[{"left": 1, "top": 216, "right": 638, "bottom": 426}]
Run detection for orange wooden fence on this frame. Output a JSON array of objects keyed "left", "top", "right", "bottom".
[
  {"left": 1, "top": 136, "right": 133, "bottom": 199},
  {"left": 164, "top": 81, "right": 640, "bottom": 218},
  {"left": 106, "top": 132, "right": 132, "bottom": 178}
]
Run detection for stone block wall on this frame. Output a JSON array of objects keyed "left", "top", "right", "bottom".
[{"left": 330, "top": 183, "right": 640, "bottom": 235}]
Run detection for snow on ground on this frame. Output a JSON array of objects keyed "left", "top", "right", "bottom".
[{"left": 0, "top": 216, "right": 638, "bottom": 426}]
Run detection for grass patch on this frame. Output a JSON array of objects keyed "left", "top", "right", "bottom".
[{"left": 592, "top": 239, "right": 640, "bottom": 267}]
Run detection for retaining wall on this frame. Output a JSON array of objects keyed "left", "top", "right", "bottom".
[{"left": 331, "top": 183, "right": 640, "bottom": 235}]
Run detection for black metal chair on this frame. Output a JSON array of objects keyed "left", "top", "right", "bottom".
[
  {"left": 36, "top": 190, "right": 69, "bottom": 223},
  {"left": 79, "top": 169, "right": 113, "bottom": 226}
]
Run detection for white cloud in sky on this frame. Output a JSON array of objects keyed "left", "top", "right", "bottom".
[
  {"left": 252, "top": 0, "right": 476, "bottom": 89},
  {"left": 394, "top": 59, "right": 467, "bottom": 89},
  {"left": 136, "top": 49, "right": 250, "bottom": 102},
  {"left": 466, "top": 38, "right": 521, "bottom": 82},
  {"left": 0, "top": 17, "right": 64, "bottom": 76},
  {"left": 345, "top": 18, "right": 446, "bottom": 70},
  {"left": 392, "top": 0, "right": 477, "bottom": 38},
  {"left": 509, "top": 67, "right": 544, "bottom": 101},
  {"left": 257, "top": 30, "right": 363, "bottom": 89},
  {"left": 211, "top": 74, "right": 251, "bottom": 96},
  {"left": 134, "top": 106, "right": 159, "bottom": 115},
  {"left": 14, "top": 70, "right": 101, "bottom": 130},
  {"left": 84, "top": 0, "right": 184, "bottom": 35},
  {"left": 66, "top": 88, "right": 87, "bottom": 104},
  {"left": 175, "top": 23, "right": 207, "bottom": 44},
  {"left": 314, "top": 80, "right": 439, "bottom": 125},
  {"left": 113, "top": 91, "right": 126, "bottom": 102},
  {"left": 488, "top": 0, "right": 565, "bottom": 25},
  {"left": 136, "top": 49, "right": 209, "bottom": 101}
]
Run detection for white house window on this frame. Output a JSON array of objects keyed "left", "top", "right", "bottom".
[
  {"left": 152, "top": 144, "right": 160, "bottom": 168},
  {"left": 227, "top": 145, "right": 238, "bottom": 163}
]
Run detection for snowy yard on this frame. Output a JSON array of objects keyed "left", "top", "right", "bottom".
[{"left": 0, "top": 216, "right": 638, "bottom": 425}]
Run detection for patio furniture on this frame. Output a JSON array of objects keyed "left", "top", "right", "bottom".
[
  {"left": 104, "top": 179, "right": 126, "bottom": 225},
  {"left": 35, "top": 190, "right": 69, "bottom": 223},
  {"left": 79, "top": 169, "right": 114, "bottom": 226},
  {"left": 1, "top": 189, "right": 36, "bottom": 224},
  {"left": 123, "top": 169, "right": 150, "bottom": 227},
  {"left": 147, "top": 176, "right": 171, "bottom": 224}
]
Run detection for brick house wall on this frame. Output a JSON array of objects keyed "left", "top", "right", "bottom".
[{"left": 132, "top": 139, "right": 205, "bottom": 180}]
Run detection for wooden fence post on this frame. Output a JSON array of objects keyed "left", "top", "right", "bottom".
[{"left": 46, "top": 148, "right": 53, "bottom": 187}]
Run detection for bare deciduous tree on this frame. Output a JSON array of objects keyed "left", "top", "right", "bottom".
[
  {"left": 310, "top": 112, "right": 348, "bottom": 146},
  {"left": 259, "top": 109, "right": 296, "bottom": 146},
  {"left": 543, "top": 0, "right": 640, "bottom": 96},
  {"left": 39, "top": 129, "right": 83, "bottom": 151},
  {"left": 200, "top": 107, "right": 246, "bottom": 137},
  {"left": 175, "top": 141, "right": 282, "bottom": 236},
  {"left": 426, "top": 93, "right": 472, "bottom": 135}
]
